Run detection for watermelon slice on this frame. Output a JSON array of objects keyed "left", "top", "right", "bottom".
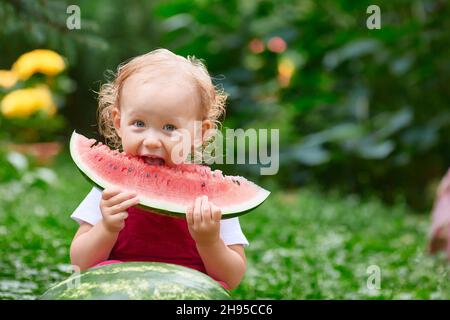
[{"left": 70, "top": 131, "right": 270, "bottom": 219}]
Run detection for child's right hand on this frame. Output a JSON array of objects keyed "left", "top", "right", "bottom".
[{"left": 100, "top": 188, "right": 139, "bottom": 233}]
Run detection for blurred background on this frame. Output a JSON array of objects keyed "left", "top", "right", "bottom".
[{"left": 1, "top": 0, "right": 449, "bottom": 299}]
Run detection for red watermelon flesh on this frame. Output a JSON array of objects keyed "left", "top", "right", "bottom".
[{"left": 70, "top": 131, "right": 270, "bottom": 219}]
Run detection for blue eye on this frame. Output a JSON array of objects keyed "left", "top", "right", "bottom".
[
  {"left": 133, "top": 120, "right": 145, "bottom": 128},
  {"left": 163, "top": 124, "right": 176, "bottom": 131}
]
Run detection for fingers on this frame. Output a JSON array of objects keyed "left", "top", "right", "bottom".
[
  {"left": 107, "top": 210, "right": 129, "bottom": 227},
  {"left": 201, "top": 196, "right": 212, "bottom": 223},
  {"left": 105, "top": 191, "right": 137, "bottom": 208},
  {"left": 188, "top": 196, "right": 222, "bottom": 225},
  {"left": 186, "top": 204, "right": 194, "bottom": 226},
  {"left": 102, "top": 188, "right": 122, "bottom": 201},
  {"left": 186, "top": 196, "right": 223, "bottom": 245},
  {"left": 210, "top": 203, "right": 222, "bottom": 222},
  {"left": 100, "top": 188, "right": 138, "bottom": 233},
  {"left": 109, "top": 196, "right": 140, "bottom": 214},
  {"left": 101, "top": 189, "right": 139, "bottom": 216},
  {"left": 193, "top": 196, "right": 203, "bottom": 225}
]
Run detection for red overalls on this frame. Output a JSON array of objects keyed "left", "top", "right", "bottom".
[{"left": 93, "top": 206, "right": 229, "bottom": 289}]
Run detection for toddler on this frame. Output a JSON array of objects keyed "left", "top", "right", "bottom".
[{"left": 70, "top": 49, "right": 248, "bottom": 290}]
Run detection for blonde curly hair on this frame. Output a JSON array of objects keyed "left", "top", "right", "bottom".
[{"left": 97, "top": 48, "right": 227, "bottom": 149}]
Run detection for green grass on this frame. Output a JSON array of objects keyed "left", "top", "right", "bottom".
[{"left": 0, "top": 151, "right": 449, "bottom": 299}]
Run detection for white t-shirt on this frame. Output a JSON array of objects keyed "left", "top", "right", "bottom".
[{"left": 71, "top": 187, "right": 249, "bottom": 247}]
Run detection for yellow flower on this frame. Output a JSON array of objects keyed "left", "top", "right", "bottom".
[
  {"left": 12, "top": 49, "right": 66, "bottom": 80},
  {"left": 0, "top": 70, "right": 18, "bottom": 88},
  {"left": 277, "top": 57, "right": 296, "bottom": 87},
  {"left": 1, "top": 86, "right": 57, "bottom": 118}
]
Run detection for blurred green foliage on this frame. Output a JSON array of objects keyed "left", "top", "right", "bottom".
[
  {"left": 0, "top": 112, "right": 66, "bottom": 143},
  {"left": 1, "top": 0, "right": 449, "bottom": 210}
]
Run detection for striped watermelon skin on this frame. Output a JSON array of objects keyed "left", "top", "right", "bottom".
[{"left": 39, "top": 262, "right": 231, "bottom": 300}]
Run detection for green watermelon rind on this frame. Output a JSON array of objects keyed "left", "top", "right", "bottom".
[
  {"left": 70, "top": 131, "right": 270, "bottom": 219},
  {"left": 38, "top": 262, "right": 231, "bottom": 300}
]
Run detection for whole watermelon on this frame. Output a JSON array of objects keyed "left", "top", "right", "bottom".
[{"left": 39, "top": 262, "right": 231, "bottom": 300}]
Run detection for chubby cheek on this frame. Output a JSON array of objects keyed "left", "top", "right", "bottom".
[
  {"left": 119, "top": 131, "right": 141, "bottom": 156},
  {"left": 163, "top": 140, "right": 184, "bottom": 165},
  {"left": 165, "top": 128, "right": 200, "bottom": 165}
]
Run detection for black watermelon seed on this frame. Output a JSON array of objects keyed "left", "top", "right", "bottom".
[
  {"left": 201, "top": 182, "right": 206, "bottom": 188},
  {"left": 236, "top": 180, "right": 240, "bottom": 186}
]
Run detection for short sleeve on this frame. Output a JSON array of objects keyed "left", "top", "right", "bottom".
[
  {"left": 220, "top": 217, "right": 249, "bottom": 247},
  {"left": 71, "top": 187, "right": 103, "bottom": 226}
]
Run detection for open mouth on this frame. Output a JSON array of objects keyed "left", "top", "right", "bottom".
[{"left": 142, "top": 156, "right": 166, "bottom": 166}]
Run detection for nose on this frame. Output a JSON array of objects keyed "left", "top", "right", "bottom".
[{"left": 143, "top": 131, "right": 162, "bottom": 149}]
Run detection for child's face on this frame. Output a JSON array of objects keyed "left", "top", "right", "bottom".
[{"left": 112, "top": 71, "right": 212, "bottom": 166}]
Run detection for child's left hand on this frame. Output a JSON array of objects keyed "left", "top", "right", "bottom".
[{"left": 186, "top": 195, "right": 222, "bottom": 246}]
